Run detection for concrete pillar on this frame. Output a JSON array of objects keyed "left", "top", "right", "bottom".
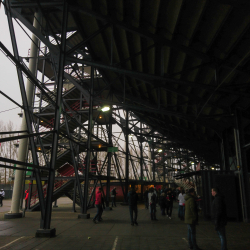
[{"left": 10, "top": 12, "right": 41, "bottom": 215}]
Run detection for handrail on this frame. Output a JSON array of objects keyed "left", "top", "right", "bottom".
[{"left": 30, "top": 159, "right": 109, "bottom": 207}]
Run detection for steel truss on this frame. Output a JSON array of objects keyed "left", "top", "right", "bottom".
[{"left": 1, "top": 0, "right": 250, "bottom": 236}]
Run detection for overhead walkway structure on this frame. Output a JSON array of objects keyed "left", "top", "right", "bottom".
[{"left": 1, "top": 0, "right": 250, "bottom": 238}]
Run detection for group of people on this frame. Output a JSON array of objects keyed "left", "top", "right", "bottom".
[
  {"left": 143, "top": 187, "right": 175, "bottom": 220},
  {"left": 93, "top": 186, "right": 227, "bottom": 250},
  {"left": 184, "top": 187, "right": 227, "bottom": 250}
]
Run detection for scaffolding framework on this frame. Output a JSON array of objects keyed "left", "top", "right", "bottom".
[{"left": 1, "top": 0, "right": 250, "bottom": 236}]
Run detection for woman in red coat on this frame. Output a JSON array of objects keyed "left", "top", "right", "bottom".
[
  {"left": 93, "top": 187, "right": 102, "bottom": 223},
  {"left": 24, "top": 190, "right": 29, "bottom": 209}
]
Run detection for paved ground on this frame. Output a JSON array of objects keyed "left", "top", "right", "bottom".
[{"left": 0, "top": 198, "right": 249, "bottom": 250}]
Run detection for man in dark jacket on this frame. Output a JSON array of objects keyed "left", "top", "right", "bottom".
[
  {"left": 149, "top": 187, "right": 158, "bottom": 221},
  {"left": 127, "top": 186, "right": 139, "bottom": 226},
  {"left": 111, "top": 187, "right": 117, "bottom": 207},
  {"left": 185, "top": 188, "right": 202, "bottom": 250},
  {"left": 166, "top": 189, "right": 174, "bottom": 219},
  {"left": 211, "top": 188, "right": 228, "bottom": 250}
]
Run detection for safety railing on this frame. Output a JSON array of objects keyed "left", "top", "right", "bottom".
[
  {"left": 29, "top": 163, "right": 75, "bottom": 207},
  {"left": 29, "top": 159, "right": 102, "bottom": 208}
]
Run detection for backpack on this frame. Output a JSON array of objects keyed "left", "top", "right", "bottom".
[{"left": 151, "top": 193, "right": 156, "bottom": 204}]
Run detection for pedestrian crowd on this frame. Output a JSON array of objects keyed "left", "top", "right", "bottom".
[{"left": 92, "top": 185, "right": 228, "bottom": 250}]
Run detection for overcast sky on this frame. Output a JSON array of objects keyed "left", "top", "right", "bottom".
[{"left": 0, "top": 6, "right": 31, "bottom": 128}]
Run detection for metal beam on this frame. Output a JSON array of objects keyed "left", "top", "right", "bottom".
[
  {"left": 5, "top": 1, "right": 46, "bottom": 220},
  {"left": 42, "top": 0, "right": 68, "bottom": 230},
  {"left": 0, "top": 157, "right": 49, "bottom": 171},
  {"left": 70, "top": 3, "right": 250, "bottom": 79},
  {"left": 83, "top": 66, "right": 94, "bottom": 215}
]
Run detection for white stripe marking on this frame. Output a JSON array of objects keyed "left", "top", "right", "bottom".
[
  {"left": 0, "top": 236, "right": 25, "bottom": 249},
  {"left": 112, "top": 236, "right": 118, "bottom": 250}
]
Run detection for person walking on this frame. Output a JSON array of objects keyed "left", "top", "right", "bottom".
[
  {"left": 0, "top": 189, "right": 5, "bottom": 207},
  {"left": 185, "top": 188, "right": 202, "bottom": 250},
  {"left": 24, "top": 189, "right": 29, "bottom": 210},
  {"left": 211, "top": 187, "right": 228, "bottom": 250},
  {"left": 93, "top": 187, "right": 103, "bottom": 223},
  {"left": 159, "top": 192, "right": 166, "bottom": 215},
  {"left": 111, "top": 187, "right": 117, "bottom": 207},
  {"left": 127, "top": 186, "right": 139, "bottom": 226},
  {"left": 143, "top": 188, "right": 149, "bottom": 209},
  {"left": 99, "top": 194, "right": 105, "bottom": 221},
  {"left": 166, "top": 188, "right": 174, "bottom": 219},
  {"left": 149, "top": 187, "right": 158, "bottom": 221},
  {"left": 178, "top": 188, "right": 186, "bottom": 220}
]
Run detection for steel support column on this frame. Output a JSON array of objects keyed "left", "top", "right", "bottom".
[
  {"left": 219, "top": 139, "right": 224, "bottom": 171},
  {"left": 140, "top": 122, "right": 143, "bottom": 200},
  {"left": 63, "top": 106, "right": 85, "bottom": 215},
  {"left": 72, "top": 180, "right": 77, "bottom": 212},
  {"left": 36, "top": 1, "right": 68, "bottom": 237},
  {"left": 234, "top": 108, "right": 250, "bottom": 222},
  {"left": 152, "top": 139, "right": 155, "bottom": 182},
  {"left": 82, "top": 66, "right": 94, "bottom": 218},
  {"left": 105, "top": 105, "right": 113, "bottom": 209},
  {"left": 5, "top": 2, "right": 45, "bottom": 220},
  {"left": 222, "top": 129, "right": 230, "bottom": 171},
  {"left": 114, "top": 153, "right": 126, "bottom": 199},
  {"left": 125, "top": 109, "right": 129, "bottom": 201},
  {"left": 163, "top": 158, "right": 166, "bottom": 184}
]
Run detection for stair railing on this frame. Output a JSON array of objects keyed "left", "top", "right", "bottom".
[{"left": 30, "top": 164, "right": 75, "bottom": 207}]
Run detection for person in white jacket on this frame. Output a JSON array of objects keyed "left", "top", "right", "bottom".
[
  {"left": 148, "top": 188, "right": 153, "bottom": 214},
  {"left": 178, "top": 188, "right": 186, "bottom": 220}
]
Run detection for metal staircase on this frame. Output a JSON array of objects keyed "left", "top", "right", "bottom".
[
  {"left": 29, "top": 179, "right": 75, "bottom": 211},
  {"left": 28, "top": 159, "right": 101, "bottom": 211}
]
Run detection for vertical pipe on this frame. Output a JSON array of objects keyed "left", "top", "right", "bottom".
[
  {"left": 140, "top": 122, "right": 143, "bottom": 200},
  {"left": 163, "top": 157, "right": 165, "bottom": 184},
  {"left": 125, "top": 109, "right": 129, "bottom": 199},
  {"left": 123, "top": 75, "right": 126, "bottom": 103},
  {"left": 110, "top": 25, "right": 113, "bottom": 65},
  {"left": 148, "top": 138, "right": 152, "bottom": 179},
  {"left": 219, "top": 139, "right": 224, "bottom": 171},
  {"left": 42, "top": 0, "right": 68, "bottom": 230},
  {"left": 106, "top": 105, "right": 112, "bottom": 208},
  {"left": 222, "top": 130, "right": 230, "bottom": 171},
  {"left": 152, "top": 139, "right": 155, "bottom": 182},
  {"left": 234, "top": 108, "right": 250, "bottom": 222},
  {"left": 72, "top": 180, "right": 76, "bottom": 212},
  {"left": 7, "top": 6, "right": 42, "bottom": 216},
  {"left": 234, "top": 128, "right": 245, "bottom": 220},
  {"left": 76, "top": 63, "right": 83, "bottom": 213},
  {"left": 114, "top": 153, "right": 126, "bottom": 198},
  {"left": 62, "top": 106, "right": 85, "bottom": 214},
  {"left": 83, "top": 66, "right": 94, "bottom": 214}
]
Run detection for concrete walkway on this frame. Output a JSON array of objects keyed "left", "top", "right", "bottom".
[{"left": 0, "top": 198, "right": 249, "bottom": 250}]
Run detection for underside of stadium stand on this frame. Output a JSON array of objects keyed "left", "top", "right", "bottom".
[{"left": 0, "top": 0, "right": 250, "bottom": 236}]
